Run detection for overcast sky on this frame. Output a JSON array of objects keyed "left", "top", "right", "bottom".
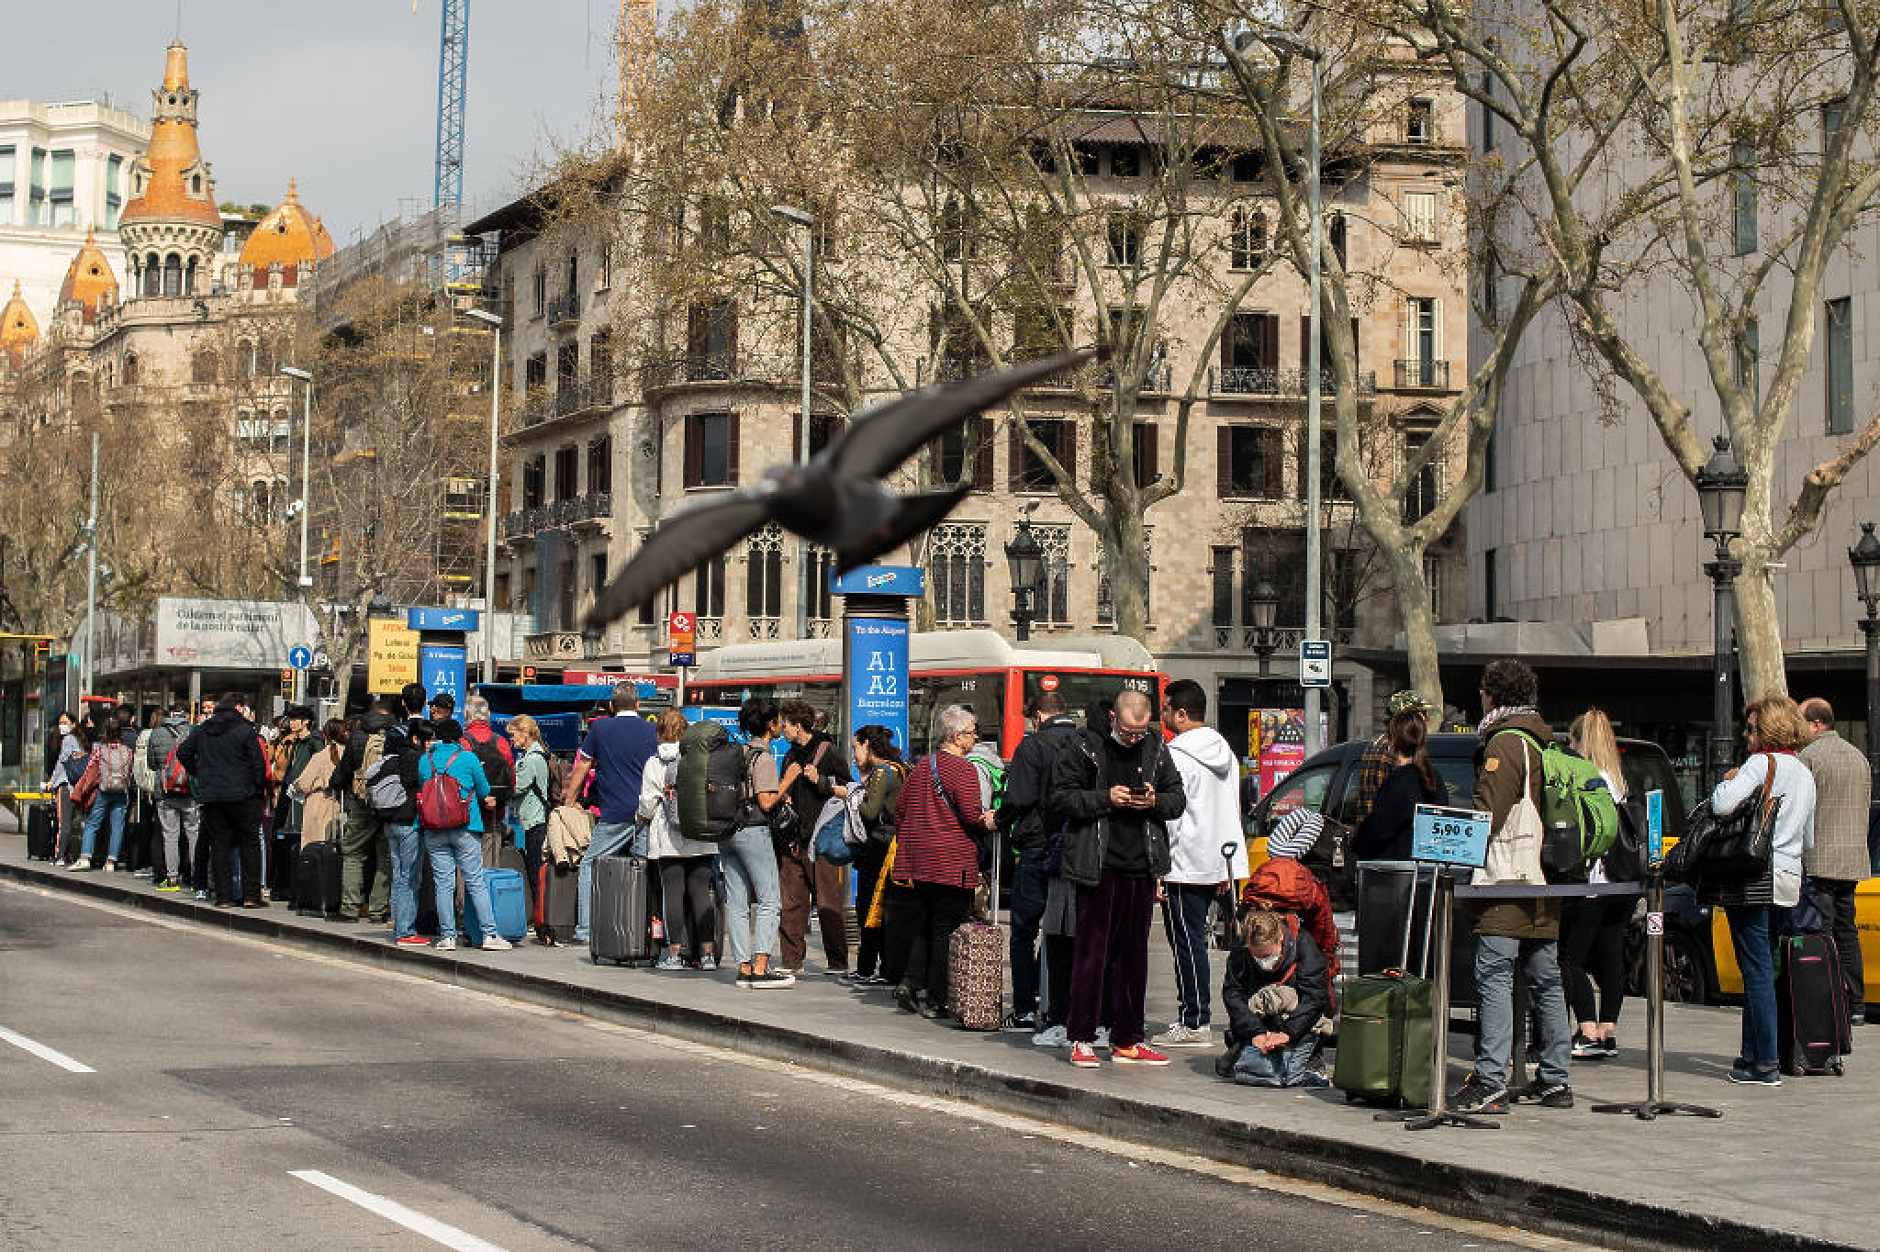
[{"left": 2, "top": 0, "right": 618, "bottom": 241}]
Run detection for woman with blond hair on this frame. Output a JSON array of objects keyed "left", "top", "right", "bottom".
[
  {"left": 1560, "top": 709, "right": 1631, "bottom": 1059},
  {"left": 1707, "top": 694, "right": 1817, "bottom": 1086},
  {"left": 507, "top": 714, "right": 554, "bottom": 914}
]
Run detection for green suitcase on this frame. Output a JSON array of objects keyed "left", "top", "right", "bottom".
[{"left": 1332, "top": 969, "right": 1432, "bottom": 1107}]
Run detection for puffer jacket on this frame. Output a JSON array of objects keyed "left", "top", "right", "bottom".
[
  {"left": 1241, "top": 857, "right": 1341, "bottom": 979},
  {"left": 174, "top": 704, "right": 267, "bottom": 804}
]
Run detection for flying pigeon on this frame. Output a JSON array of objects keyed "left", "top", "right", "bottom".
[{"left": 583, "top": 347, "right": 1094, "bottom": 630}]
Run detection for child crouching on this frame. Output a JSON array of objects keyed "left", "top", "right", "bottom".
[{"left": 1219, "top": 907, "right": 1332, "bottom": 1088}]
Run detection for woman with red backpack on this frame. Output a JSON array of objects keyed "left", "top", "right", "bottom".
[
  {"left": 68, "top": 713, "right": 135, "bottom": 873},
  {"left": 416, "top": 718, "right": 511, "bottom": 953}
]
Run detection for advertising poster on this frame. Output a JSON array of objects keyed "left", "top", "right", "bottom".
[
  {"left": 366, "top": 619, "right": 421, "bottom": 694},
  {"left": 1254, "top": 708, "right": 1307, "bottom": 798}
]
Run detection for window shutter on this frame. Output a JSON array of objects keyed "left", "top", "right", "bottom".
[
  {"left": 974, "top": 417, "right": 993, "bottom": 489},
  {"left": 1217, "top": 426, "right": 1232, "bottom": 497},
  {"left": 683, "top": 415, "right": 700, "bottom": 487},
  {"left": 1135, "top": 422, "right": 1158, "bottom": 487},
  {"left": 1222, "top": 323, "right": 1235, "bottom": 372},
  {"left": 1261, "top": 314, "right": 1279, "bottom": 371},
  {"left": 1350, "top": 316, "right": 1361, "bottom": 372},
  {"left": 1009, "top": 423, "right": 1026, "bottom": 491},
  {"left": 727, "top": 412, "right": 741, "bottom": 484},
  {"left": 1261, "top": 430, "right": 1279, "bottom": 497}
]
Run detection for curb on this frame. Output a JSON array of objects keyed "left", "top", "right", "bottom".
[{"left": 1, "top": 857, "right": 1857, "bottom": 1252}]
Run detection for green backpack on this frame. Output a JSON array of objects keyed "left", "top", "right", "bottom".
[
  {"left": 967, "top": 752, "right": 1007, "bottom": 814},
  {"left": 1495, "top": 728, "right": 1620, "bottom": 881}
]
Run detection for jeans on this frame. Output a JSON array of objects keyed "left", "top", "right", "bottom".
[
  {"left": 1473, "top": 935, "right": 1572, "bottom": 1087},
  {"left": 80, "top": 791, "right": 129, "bottom": 862},
  {"left": 388, "top": 822, "right": 422, "bottom": 939},
  {"left": 154, "top": 795, "right": 199, "bottom": 882},
  {"left": 425, "top": 827, "right": 497, "bottom": 943},
  {"left": 1726, "top": 904, "right": 1778, "bottom": 1068},
  {"left": 1231, "top": 1035, "right": 1319, "bottom": 1088},
  {"left": 1809, "top": 878, "right": 1866, "bottom": 1019},
  {"left": 719, "top": 825, "right": 783, "bottom": 968},
  {"left": 1008, "top": 848, "right": 1050, "bottom": 1017},
  {"left": 1161, "top": 883, "right": 1217, "bottom": 1029},
  {"left": 575, "top": 820, "right": 637, "bottom": 943}
]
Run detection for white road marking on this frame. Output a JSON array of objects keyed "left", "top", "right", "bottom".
[
  {"left": 0, "top": 1025, "right": 95, "bottom": 1073},
  {"left": 288, "top": 1170, "right": 507, "bottom": 1252}
]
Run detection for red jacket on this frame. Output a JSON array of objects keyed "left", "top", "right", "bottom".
[
  {"left": 464, "top": 720, "right": 514, "bottom": 767},
  {"left": 1241, "top": 857, "right": 1341, "bottom": 979}
]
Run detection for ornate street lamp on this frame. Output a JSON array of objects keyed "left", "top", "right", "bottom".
[
  {"left": 1695, "top": 435, "right": 1748, "bottom": 791},
  {"left": 1247, "top": 578, "right": 1279, "bottom": 676},
  {"left": 1848, "top": 521, "right": 1880, "bottom": 785},
  {"left": 1004, "top": 518, "right": 1044, "bottom": 643}
]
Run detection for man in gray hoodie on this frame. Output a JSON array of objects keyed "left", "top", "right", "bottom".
[{"left": 1151, "top": 680, "right": 1250, "bottom": 1049}]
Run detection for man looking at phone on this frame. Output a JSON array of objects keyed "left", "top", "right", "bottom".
[{"left": 1049, "top": 688, "right": 1186, "bottom": 1070}]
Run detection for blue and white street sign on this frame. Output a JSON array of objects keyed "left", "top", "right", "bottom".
[
  {"left": 420, "top": 644, "right": 468, "bottom": 710},
  {"left": 288, "top": 645, "right": 313, "bottom": 671},
  {"left": 845, "top": 616, "right": 910, "bottom": 753},
  {"left": 407, "top": 607, "right": 479, "bottom": 633},
  {"left": 1412, "top": 803, "right": 1493, "bottom": 868},
  {"left": 830, "top": 565, "right": 925, "bottom": 598},
  {"left": 1645, "top": 789, "right": 1664, "bottom": 867}
]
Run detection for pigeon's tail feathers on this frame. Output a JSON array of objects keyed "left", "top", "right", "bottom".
[
  {"left": 583, "top": 495, "right": 773, "bottom": 630},
  {"left": 834, "top": 483, "right": 971, "bottom": 574},
  {"left": 827, "top": 348, "right": 1096, "bottom": 479}
]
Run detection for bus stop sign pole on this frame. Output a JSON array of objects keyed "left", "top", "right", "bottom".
[{"left": 833, "top": 566, "right": 923, "bottom": 754}]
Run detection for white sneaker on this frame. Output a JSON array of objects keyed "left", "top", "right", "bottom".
[
  {"left": 67, "top": 857, "right": 91, "bottom": 872},
  {"left": 480, "top": 935, "right": 513, "bottom": 951},
  {"left": 1031, "top": 1024, "right": 1069, "bottom": 1048},
  {"left": 433, "top": 937, "right": 458, "bottom": 951},
  {"left": 1095, "top": 1026, "right": 1111, "bottom": 1050},
  {"left": 1149, "top": 1024, "right": 1214, "bottom": 1049}
]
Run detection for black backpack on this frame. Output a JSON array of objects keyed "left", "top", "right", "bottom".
[{"left": 471, "top": 733, "right": 514, "bottom": 807}]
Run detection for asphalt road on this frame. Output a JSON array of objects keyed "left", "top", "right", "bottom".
[{"left": 0, "top": 885, "right": 1557, "bottom": 1251}]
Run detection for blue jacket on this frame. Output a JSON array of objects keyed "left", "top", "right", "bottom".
[{"left": 418, "top": 741, "right": 492, "bottom": 832}]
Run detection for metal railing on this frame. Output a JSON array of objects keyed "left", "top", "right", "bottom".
[
  {"left": 547, "top": 290, "right": 580, "bottom": 326},
  {"left": 1211, "top": 367, "right": 1378, "bottom": 397},
  {"left": 1393, "top": 358, "right": 1450, "bottom": 389}
]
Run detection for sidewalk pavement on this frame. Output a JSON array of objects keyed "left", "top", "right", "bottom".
[{"left": 1, "top": 833, "right": 1870, "bottom": 1251}]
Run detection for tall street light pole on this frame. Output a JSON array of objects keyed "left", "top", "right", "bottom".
[
  {"left": 772, "top": 203, "right": 815, "bottom": 641},
  {"left": 82, "top": 432, "right": 98, "bottom": 701},
  {"left": 280, "top": 366, "right": 314, "bottom": 594},
  {"left": 1848, "top": 522, "right": 1880, "bottom": 786},
  {"left": 1695, "top": 436, "right": 1747, "bottom": 793},
  {"left": 463, "top": 307, "right": 504, "bottom": 684}
]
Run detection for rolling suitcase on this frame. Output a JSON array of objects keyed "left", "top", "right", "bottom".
[
  {"left": 589, "top": 855, "right": 653, "bottom": 964},
  {"left": 26, "top": 801, "right": 56, "bottom": 860},
  {"left": 293, "top": 833, "right": 343, "bottom": 919},
  {"left": 118, "top": 805, "right": 151, "bottom": 872},
  {"left": 1777, "top": 932, "right": 1852, "bottom": 1076},
  {"left": 482, "top": 868, "right": 529, "bottom": 942},
  {"left": 536, "top": 859, "right": 579, "bottom": 945},
  {"left": 946, "top": 846, "right": 1004, "bottom": 1030},
  {"left": 1334, "top": 864, "right": 1436, "bottom": 1108}
]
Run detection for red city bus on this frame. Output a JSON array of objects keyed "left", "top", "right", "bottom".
[{"left": 682, "top": 629, "right": 1164, "bottom": 757}]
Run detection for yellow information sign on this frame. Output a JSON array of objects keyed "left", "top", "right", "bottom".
[{"left": 367, "top": 619, "right": 420, "bottom": 693}]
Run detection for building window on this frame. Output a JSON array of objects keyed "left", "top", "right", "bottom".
[
  {"left": 1482, "top": 251, "right": 1499, "bottom": 322},
  {"left": 554, "top": 445, "right": 579, "bottom": 500},
  {"left": 589, "top": 329, "right": 612, "bottom": 400},
  {"left": 1329, "top": 213, "right": 1348, "bottom": 271},
  {"left": 1009, "top": 419, "right": 1074, "bottom": 492},
  {"left": 1824, "top": 98, "right": 1847, "bottom": 150},
  {"left": 1826, "top": 297, "right": 1854, "bottom": 435},
  {"left": 104, "top": 154, "right": 122, "bottom": 227},
  {"left": 792, "top": 412, "right": 844, "bottom": 461},
  {"left": 1096, "top": 532, "right": 1152, "bottom": 627},
  {"left": 684, "top": 411, "right": 738, "bottom": 487},
  {"left": 1221, "top": 312, "right": 1279, "bottom": 392},
  {"left": 1406, "top": 98, "right": 1435, "bottom": 144},
  {"left": 1402, "top": 429, "right": 1439, "bottom": 523},
  {"left": 1243, "top": 529, "right": 1306, "bottom": 628},
  {"left": 1732, "top": 141, "right": 1757, "bottom": 256},
  {"left": 929, "top": 522, "right": 986, "bottom": 624},
  {"left": 1035, "top": 524, "right": 1070, "bottom": 625},
  {"left": 27, "top": 147, "right": 45, "bottom": 225},
  {"left": 1013, "top": 303, "right": 1070, "bottom": 361},
  {"left": 1106, "top": 213, "right": 1143, "bottom": 266},
  {"left": 1131, "top": 422, "right": 1159, "bottom": 489},
  {"left": 1229, "top": 208, "right": 1267, "bottom": 270},
  {"left": 1211, "top": 546, "right": 1237, "bottom": 629},
  {"left": 1217, "top": 426, "right": 1282, "bottom": 498},
  {"left": 686, "top": 299, "right": 737, "bottom": 380},
  {"left": 1298, "top": 432, "right": 1348, "bottom": 502},
  {"left": 0, "top": 146, "right": 14, "bottom": 224},
  {"left": 694, "top": 555, "right": 726, "bottom": 619},
  {"left": 1110, "top": 147, "right": 1141, "bottom": 178},
  {"left": 746, "top": 523, "right": 784, "bottom": 622},
  {"left": 1403, "top": 296, "right": 1442, "bottom": 385},
  {"left": 934, "top": 415, "right": 994, "bottom": 490},
  {"left": 532, "top": 266, "right": 546, "bottom": 316},
  {"left": 939, "top": 196, "right": 973, "bottom": 261},
  {"left": 1423, "top": 555, "right": 1444, "bottom": 621},
  {"left": 1483, "top": 547, "right": 1499, "bottom": 620},
  {"left": 48, "top": 149, "right": 74, "bottom": 228},
  {"left": 807, "top": 547, "right": 836, "bottom": 620},
  {"left": 1401, "top": 191, "right": 1437, "bottom": 243},
  {"left": 587, "top": 436, "right": 612, "bottom": 494},
  {"left": 522, "top": 456, "right": 544, "bottom": 508},
  {"left": 1480, "top": 74, "right": 1495, "bottom": 152}
]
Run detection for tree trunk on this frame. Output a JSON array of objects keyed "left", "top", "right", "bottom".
[
  {"left": 1098, "top": 501, "right": 1149, "bottom": 642},
  {"left": 1382, "top": 544, "right": 1444, "bottom": 715},
  {"left": 1733, "top": 545, "right": 1789, "bottom": 701}
]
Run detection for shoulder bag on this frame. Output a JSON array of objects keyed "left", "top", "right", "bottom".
[
  {"left": 1704, "top": 753, "right": 1780, "bottom": 878},
  {"left": 769, "top": 740, "right": 827, "bottom": 854}
]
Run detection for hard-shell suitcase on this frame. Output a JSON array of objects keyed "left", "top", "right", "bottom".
[
  {"left": 1334, "top": 864, "right": 1436, "bottom": 1108},
  {"left": 536, "top": 860, "right": 579, "bottom": 945},
  {"left": 482, "top": 868, "right": 529, "bottom": 943},
  {"left": 117, "top": 807, "right": 151, "bottom": 872},
  {"left": 26, "top": 801, "right": 56, "bottom": 860},
  {"left": 293, "top": 835, "right": 342, "bottom": 919},
  {"left": 1777, "top": 932, "right": 1852, "bottom": 1076},
  {"left": 946, "top": 846, "right": 1004, "bottom": 1029},
  {"left": 589, "top": 855, "right": 653, "bottom": 964}
]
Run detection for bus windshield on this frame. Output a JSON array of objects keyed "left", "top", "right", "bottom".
[{"left": 1020, "top": 669, "right": 1157, "bottom": 731}]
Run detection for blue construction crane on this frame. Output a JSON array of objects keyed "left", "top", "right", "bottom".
[{"left": 434, "top": 0, "right": 468, "bottom": 211}]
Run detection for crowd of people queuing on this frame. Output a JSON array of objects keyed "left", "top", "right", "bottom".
[{"left": 33, "top": 656, "right": 1865, "bottom": 1095}]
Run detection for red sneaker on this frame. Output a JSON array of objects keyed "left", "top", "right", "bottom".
[
  {"left": 1068, "top": 1042, "right": 1102, "bottom": 1068},
  {"left": 1111, "top": 1043, "right": 1172, "bottom": 1066},
  {"left": 393, "top": 934, "right": 430, "bottom": 947}
]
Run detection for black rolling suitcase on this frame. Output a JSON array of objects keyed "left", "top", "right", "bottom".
[
  {"left": 589, "top": 855, "right": 653, "bottom": 965},
  {"left": 1777, "top": 933, "right": 1852, "bottom": 1076},
  {"left": 293, "top": 832, "right": 343, "bottom": 919},
  {"left": 118, "top": 803, "right": 152, "bottom": 872},
  {"left": 26, "top": 801, "right": 56, "bottom": 860},
  {"left": 536, "top": 860, "right": 579, "bottom": 945}
]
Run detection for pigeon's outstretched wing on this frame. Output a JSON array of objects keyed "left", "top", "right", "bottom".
[
  {"left": 833, "top": 483, "right": 972, "bottom": 573},
  {"left": 583, "top": 494, "right": 773, "bottom": 629},
  {"left": 827, "top": 348, "right": 1095, "bottom": 480}
]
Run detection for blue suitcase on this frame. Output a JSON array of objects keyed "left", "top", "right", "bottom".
[{"left": 481, "top": 868, "right": 529, "bottom": 942}]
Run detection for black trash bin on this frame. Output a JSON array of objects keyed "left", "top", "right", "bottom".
[{"left": 1355, "top": 859, "right": 1477, "bottom": 1006}]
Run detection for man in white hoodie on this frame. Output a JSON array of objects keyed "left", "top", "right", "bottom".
[{"left": 1151, "top": 680, "right": 1251, "bottom": 1048}]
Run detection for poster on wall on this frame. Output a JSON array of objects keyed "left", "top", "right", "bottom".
[{"left": 1253, "top": 709, "right": 1308, "bottom": 798}]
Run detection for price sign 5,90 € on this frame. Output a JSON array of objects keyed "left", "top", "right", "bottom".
[{"left": 1412, "top": 803, "right": 1494, "bottom": 869}]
